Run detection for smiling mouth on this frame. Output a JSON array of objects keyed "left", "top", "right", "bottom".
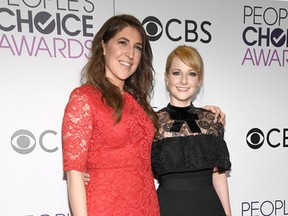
[
  {"left": 176, "top": 87, "right": 190, "bottom": 91},
  {"left": 119, "top": 60, "right": 132, "bottom": 67}
]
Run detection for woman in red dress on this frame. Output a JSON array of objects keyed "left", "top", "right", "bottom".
[{"left": 62, "top": 14, "right": 160, "bottom": 216}]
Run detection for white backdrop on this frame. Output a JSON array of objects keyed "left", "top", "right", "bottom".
[{"left": 1, "top": 0, "right": 287, "bottom": 215}]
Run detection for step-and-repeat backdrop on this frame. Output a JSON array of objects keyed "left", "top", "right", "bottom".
[{"left": 1, "top": 0, "right": 287, "bottom": 215}]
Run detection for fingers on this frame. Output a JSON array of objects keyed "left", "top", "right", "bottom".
[
  {"left": 213, "top": 108, "right": 226, "bottom": 126},
  {"left": 82, "top": 172, "right": 91, "bottom": 185},
  {"left": 219, "top": 112, "right": 226, "bottom": 126},
  {"left": 203, "top": 105, "right": 226, "bottom": 126},
  {"left": 203, "top": 105, "right": 220, "bottom": 118},
  {"left": 204, "top": 105, "right": 220, "bottom": 114},
  {"left": 214, "top": 107, "right": 221, "bottom": 120}
]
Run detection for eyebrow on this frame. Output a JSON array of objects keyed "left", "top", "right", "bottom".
[
  {"left": 118, "top": 37, "right": 143, "bottom": 46},
  {"left": 170, "top": 68, "right": 197, "bottom": 72}
]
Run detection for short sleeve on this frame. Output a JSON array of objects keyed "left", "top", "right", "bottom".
[{"left": 62, "top": 88, "right": 93, "bottom": 172}]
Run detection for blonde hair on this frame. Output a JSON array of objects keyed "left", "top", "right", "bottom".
[{"left": 165, "top": 45, "right": 204, "bottom": 82}]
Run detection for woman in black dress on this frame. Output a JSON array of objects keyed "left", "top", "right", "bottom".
[{"left": 151, "top": 45, "right": 232, "bottom": 216}]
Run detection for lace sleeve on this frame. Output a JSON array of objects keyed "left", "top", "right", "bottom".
[{"left": 62, "top": 88, "right": 93, "bottom": 172}]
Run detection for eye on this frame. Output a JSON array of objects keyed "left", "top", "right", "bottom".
[
  {"left": 188, "top": 71, "right": 198, "bottom": 77},
  {"left": 135, "top": 45, "right": 143, "bottom": 52},
  {"left": 11, "top": 129, "right": 36, "bottom": 154},
  {"left": 118, "top": 40, "right": 127, "bottom": 46},
  {"left": 171, "top": 71, "right": 181, "bottom": 76}
]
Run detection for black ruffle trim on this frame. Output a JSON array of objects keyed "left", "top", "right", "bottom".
[{"left": 151, "top": 134, "right": 231, "bottom": 177}]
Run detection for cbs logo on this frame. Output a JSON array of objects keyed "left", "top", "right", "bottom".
[
  {"left": 11, "top": 129, "right": 59, "bottom": 154},
  {"left": 142, "top": 16, "right": 212, "bottom": 43},
  {"left": 246, "top": 128, "right": 288, "bottom": 149}
]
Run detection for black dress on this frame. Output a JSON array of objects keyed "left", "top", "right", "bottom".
[{"left": 151, "top": 104, "right": 231, "bottom": 216}]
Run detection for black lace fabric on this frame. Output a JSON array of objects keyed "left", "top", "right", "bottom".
[{"left": 151, "top": 104, "right": 231, "bottom": 178}]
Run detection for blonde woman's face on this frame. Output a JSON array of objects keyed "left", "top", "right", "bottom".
[
  {"left": 165, "top": 56, "right": 201, "bottom": 107},
  {"left": 102, "top": 26, "right": 142, "bottom": 89}
]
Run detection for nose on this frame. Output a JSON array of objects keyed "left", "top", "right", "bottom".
[
  {"left": 126, "top": 46, "right": 134, "bottom": 59},
  {"left": 180, "top": 74, "right": 188, "bottom": 84}
]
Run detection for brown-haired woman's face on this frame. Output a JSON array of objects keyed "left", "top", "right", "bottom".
[
  {"left": 165, "top": 56, "right": 200, "bottom": 107},
  {"left": 102, "top": 26, "right": 142, "bottom": 88}
]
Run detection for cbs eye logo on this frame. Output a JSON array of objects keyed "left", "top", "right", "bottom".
[
  {"left": 142, "top": 16, "right": 163, "bottom": 41},
  {"left": 11, "top": 129, "right": 58, "bottom": 154},
  {"left": 246, "top": 128, "right": 288, "bottom": 149}
]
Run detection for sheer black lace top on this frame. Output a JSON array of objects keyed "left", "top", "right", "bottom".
[{"left": 151, "top": 103, "right": 231, "bottom": 178}]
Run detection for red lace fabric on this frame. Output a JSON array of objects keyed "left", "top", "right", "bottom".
[{"left": 62, "top": 84, "right": 160, "bottom": 216}]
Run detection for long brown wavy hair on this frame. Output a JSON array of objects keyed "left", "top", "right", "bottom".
[{"left": 81, "top": 14, "right": 159, "bottom": 130}]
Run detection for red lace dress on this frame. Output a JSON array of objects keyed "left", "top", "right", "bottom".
[{"left": 62, "top": 84, "right": 160, "bottom": 216}]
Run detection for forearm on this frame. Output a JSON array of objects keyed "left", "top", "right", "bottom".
[
  {"left": 213, "top": 171, "right": 232, "bottom": 216},
  {"left": 66, "top": 170, "right": 88, "bottom": 216}
]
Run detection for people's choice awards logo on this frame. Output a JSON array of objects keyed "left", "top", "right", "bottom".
[
  {"left": 142, "top": 16, "right": 212, "bottom": 43},
  {"left": 242, "top": 199, "right": 288, "bottom": 216},
  {"left": 0, "top": 0, "right": 95, "bottom": 58},
  {"left": 11, "top": 129, "right": 58, "bottom": 154},
  {"left": 246, "top": 127, "right": 288, "bottom": 149},
  {"left": 241, "top": 5, "right": 288, "bottom": 67}
]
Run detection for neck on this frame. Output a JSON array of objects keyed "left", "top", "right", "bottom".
[
  {"left": 169, "top": 100, "right": 193, "bottom": 108},
  {"left": 169, "top": 103, "right": 193, "bottom": 108}
]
